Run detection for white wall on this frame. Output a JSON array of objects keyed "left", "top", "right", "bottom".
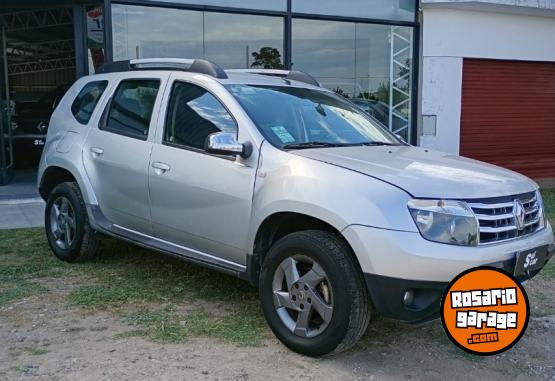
[{"left": 420, "top": 6, "right": 555, "bottom": 154}]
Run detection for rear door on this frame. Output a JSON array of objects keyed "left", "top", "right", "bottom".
[{"left": 83, "top": 73, "right": 167, "bottom": 233}]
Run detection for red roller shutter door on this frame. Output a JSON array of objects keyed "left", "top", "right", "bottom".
[{"left": 460, "top": 58, "right": 555, "bottom": 180}]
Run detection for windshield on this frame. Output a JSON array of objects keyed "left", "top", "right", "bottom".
[{"left": 226, "top": 84, "right": 401, "bottom": 149}]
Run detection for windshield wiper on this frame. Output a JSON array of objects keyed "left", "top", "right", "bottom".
[
  {"left": 360, "top": 141, "right": 399, "bottom": 146},
  {"left": 282, "top": 141, "right": 400, "bottom": 150},
  {"left": 282, "top": 142, "right": 354, "bottom": 149}
]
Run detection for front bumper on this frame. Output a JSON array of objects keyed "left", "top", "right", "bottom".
[{"left": 343, "top": 224, "right": 554, "bottom": 322}]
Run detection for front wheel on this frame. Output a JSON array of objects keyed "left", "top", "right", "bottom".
[{"left": 259, "top": 230, "right": 370, "bottom": 356}]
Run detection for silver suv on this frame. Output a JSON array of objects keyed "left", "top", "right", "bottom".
[{"left": 38, "top": 58, "right": 554, "bottom": 356}]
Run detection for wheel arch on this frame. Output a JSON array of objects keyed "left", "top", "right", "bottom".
[
  {"left": 38, "top": 164, "right": 97, "bottom": 206},
  {"left": 39, "top": 166, "right": 77, "bottom": 200},
  {"left": 247, "top": 211, "right": 362, "bottom": 286}
]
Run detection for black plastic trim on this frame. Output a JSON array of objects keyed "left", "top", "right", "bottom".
[
  {"left": 364, "top": 273, "right": 447, "bottom": 323},
  {"left": 364, "top": 254, "right": 550, "bottom": 323},
  {"left": 97, "top": 59, "right": 228, "bottom": 79}
]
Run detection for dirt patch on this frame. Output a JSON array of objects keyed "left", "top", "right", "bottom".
[
  {"left": 1, "top": 277, "right": 554, "bottom": 380},
  {"left": 1, "top": 229, "right": 554, "bottom": 380}
]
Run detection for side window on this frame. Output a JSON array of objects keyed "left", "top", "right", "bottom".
[
  {"left": 102, "top": 79, "right": 160, "bottom": 140},
  {"left": 71, "top": 81, "right": 108, "bottom": 124},
  {"left": 164, "top": 81, "right": 237, "bottom": 150}
]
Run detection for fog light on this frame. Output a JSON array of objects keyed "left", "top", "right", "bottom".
[{"left": 403, "top": 290, "right": 414, "bottom": 306}]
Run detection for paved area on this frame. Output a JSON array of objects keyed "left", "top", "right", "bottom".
[
  {"left": 0, "top": 170, "right": 44, "bottom": 229},
  {"left": 0, "top": 170, "right": 39, "bottom": 200},
  {"left": 0, "top": 199, "right": 44, "bottom": 229}
]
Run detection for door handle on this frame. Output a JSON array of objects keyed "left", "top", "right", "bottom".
[
  {"left": 152, "top": 161, "right": 171, "bottom": 174},
  {"left": 90, "top": 147, "right": 104, "bottom": 157}
]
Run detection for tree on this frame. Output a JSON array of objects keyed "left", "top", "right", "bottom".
[{"left": 251, "top": 47, "right": 284, "bottom": 69}]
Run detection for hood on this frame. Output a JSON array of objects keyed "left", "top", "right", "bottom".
[{"left": 292, "top": 146, "right": 537, "bottom": 199}]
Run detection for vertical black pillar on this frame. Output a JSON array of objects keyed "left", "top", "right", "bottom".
[
  {"left": 284, "top": 0, "right": 292, "bottom": 69},
  {"left": 73, "top": 5, "right": 87, "bottom": 78},
  {"left": 103, "top": 0, "right": 113, "bottom": 63}
]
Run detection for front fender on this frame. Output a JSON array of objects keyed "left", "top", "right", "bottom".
[{"left": 248, "top": 143, "right": 418, "bottom": 252}]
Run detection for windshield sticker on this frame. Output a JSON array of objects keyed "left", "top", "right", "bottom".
[{"left": 271, "top": 126, "right": 295, "bottom": 143}]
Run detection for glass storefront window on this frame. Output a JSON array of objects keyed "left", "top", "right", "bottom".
[
  {"left": 112, "top": 4, "right": 416, "bottom": 141},
  {"left": 112, "top": 5, "right": 284, "bottom": 70},
  {"left": 203, "top": 13, "right": 284, "bottom": 69},
  {"left": 153, "top": 0, "right": 286, "bottom": 12},
  {"left": 112, "top": 5, "right": 203, "bottom": 61},
  {"left": 292, "top": 0, "right": 416, "bottom": 22},
  {"left": 292, "top": 19, "right": 414, "bottom": 141}
]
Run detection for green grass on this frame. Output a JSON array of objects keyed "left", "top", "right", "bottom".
[
  {"left": 124, "top": 305, "right": 267, "bottom": 346},
  {"left": 541, "top": 188, "right": 555, "bottom": 227},
  {"left": 0, "top": 228, "right": 268, "bottom": 346},
  {"left": 23, "top": 346, "right": 49, "bottom": 356},
  {"left": 0, "top": 282, "right": 47, "bottom": 306}
]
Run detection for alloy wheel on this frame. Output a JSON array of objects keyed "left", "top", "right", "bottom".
[
  {"left": 272, "top": 255, "right": 334, "bottom": 338},
  {"left": 49, "top": 196, "right": 76, "bottom": 250}
]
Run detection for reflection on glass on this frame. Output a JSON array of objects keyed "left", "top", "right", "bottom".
[
  {"left": 112, "top": 5, "right": 203, "bottom": 61},
  {"left": 292, "top": 19, "right": 413, "bottom": 141},
  {"left": 165, "top": 82, "right": 237, "bottom": 150},
  {"left": 204, "top": 13, "right": 284, "bottom": 69},
  {"left": 227, "top": 85, "right": 399, "bottom": 148},
  {"left": 292, "top": 0, "right": 416, "bottom": 22},
  {"left": 86, "top": 5, "right": 105, "bottom": 74},
  {"left": 112, "top": 5, "right": 284, "bottom": 70}
]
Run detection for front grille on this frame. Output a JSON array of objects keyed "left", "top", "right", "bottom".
[{"left": 468, "top": 192, "right": 543, "bottom": 245}]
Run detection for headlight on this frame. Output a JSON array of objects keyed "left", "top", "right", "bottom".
[
  {"left": 536, "top": 190, "right": 546, "bottom": 228},
  {"left": 407, "top": 199, "right": 479, "bottom": 246}
]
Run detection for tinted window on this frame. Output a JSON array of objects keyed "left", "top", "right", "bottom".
[
  {"left": 103, "top": 80, "right": 160, "bottom": 139},
  {"left": 292, "top": 0, "right": 415, "bottom": 22},
  {"left": 71, "top": 81, "right": 108, "bottom": 124},
  {"left": 153, "top": 0, "right": 285, "bottom": 11},
  {"left": 292, "top": 19, "right": 414, "bottom": 141},
  {"left": 164, "top": 82, "right": 236, "bottom": 150},
  {"left": 112, "top": 5, "right": 284, "bottom": 70}
]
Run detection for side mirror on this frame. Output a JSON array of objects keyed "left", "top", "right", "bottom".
[{"left": 205, "top": 132, "right": 252, "bottom": 158}]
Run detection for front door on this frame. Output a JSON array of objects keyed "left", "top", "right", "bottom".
[
  {"left": 83, "top": 76, "right": 164, "bottom": 233},
  {"left": 149, "top": 79, "right": 258, "bottom": 265}
]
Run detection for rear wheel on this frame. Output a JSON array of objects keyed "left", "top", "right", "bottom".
[
  {"left": 260, "top": 230, "right": 370, "bottom": 356},
  {"left": 45, "top": 182, "right": 99, "bottom": 262}
]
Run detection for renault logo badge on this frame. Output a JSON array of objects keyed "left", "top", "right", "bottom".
[{"left": 513, "top": 200, "right": 526, "bottom": 230}]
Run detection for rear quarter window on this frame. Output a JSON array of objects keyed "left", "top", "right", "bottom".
[{"left": 71, "top": 80, "right": 109, "bottom": 124}]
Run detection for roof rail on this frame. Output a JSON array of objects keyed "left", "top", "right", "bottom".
[
  {"left": 96, "top": 58, "right": 228, "bottom": 79},
  {"left": 226, "top": 69, "right": 320, "bottom": 87}
]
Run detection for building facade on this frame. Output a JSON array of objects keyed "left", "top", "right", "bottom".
[
  {"left": 1, "top": 0, "right": 554, "bottom": 185},
  {"left": 0, "top": 0, "right": 420, "bottom": 185},
  {"left": 419, "top": 0, "right": 555, "bottom": 179},
  {"left": 105, "top": 0, "right": 419, "bottom": 143}
]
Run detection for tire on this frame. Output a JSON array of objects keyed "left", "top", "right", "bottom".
[
  {"left": 259, "top": 230, "right": 370, "bottom": 356},
  {"left": 45, "top": 182, "right": 99, "bottom": 262}
]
